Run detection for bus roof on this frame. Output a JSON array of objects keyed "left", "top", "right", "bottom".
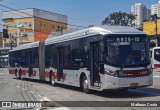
[
  {"left": 9, "top": 41, "right": 39, "bottom": 52},
  {"left": 45, "top": 26, "right": 145, "bottom": 45},
  {"left": 9, "top": 26, "right": 145, "bottom": 52}
]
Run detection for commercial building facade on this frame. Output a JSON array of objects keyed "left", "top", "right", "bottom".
[
  {"left": 131, "top": 3, "right": 151, "bottom": 29},
  {"left": 2, "top": 8, "right": 68, "bottom": 47},
  {"left": 0, "top": 32, "right": 2, "bottom": 47},
  {"left": 151, "top": 0, "right": 160, "bottom": 17}
]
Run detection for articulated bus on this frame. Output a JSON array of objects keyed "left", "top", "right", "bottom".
[{"left": 8, "top": 26, "right": 153, "bottom": 93}]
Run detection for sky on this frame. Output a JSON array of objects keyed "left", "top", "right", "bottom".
[{"left": 0, "top": 0, "right": 158, "bottom": 30}]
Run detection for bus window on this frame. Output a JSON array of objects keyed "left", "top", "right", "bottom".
[
  {"left": 150, "top": 50, "right": 152, "bottom": 58},
  {"left": 154, "top": 49, "right": 160, "bottom": 62}
]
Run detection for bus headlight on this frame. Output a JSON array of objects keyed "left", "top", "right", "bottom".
[{"left": 105, "top": 70, "right": 118, "bottom": 77}]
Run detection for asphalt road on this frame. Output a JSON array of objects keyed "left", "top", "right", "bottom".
[{"left": 0, "top": 68, "right": 160, "bottom": 110}]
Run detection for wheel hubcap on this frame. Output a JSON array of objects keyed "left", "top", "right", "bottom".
[
  {"left": 51, "top": 77, "right": 55, "bottom": 84},
  {"left": 83, "top": 79, "right": 88, "bottom": 89}
]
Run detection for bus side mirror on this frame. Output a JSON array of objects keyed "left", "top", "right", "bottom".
[{"left": 100, "top": 63, "right": 104, "bottom": 74}]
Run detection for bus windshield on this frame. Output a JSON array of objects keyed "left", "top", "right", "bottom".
[{"left": 105, "top": 35, "right": 150, "bottom": 67}]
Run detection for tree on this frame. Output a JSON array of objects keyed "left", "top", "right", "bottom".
[
  {"left": 151, "top": 14, "right": 157, "bottom": 21},
  {"left": 101, "top": 11, "right": 135, "bottom": 26}
]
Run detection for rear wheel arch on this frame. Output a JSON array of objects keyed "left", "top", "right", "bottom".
[{"left": 80, "top": 72, "right": 87, "bottom": 88}]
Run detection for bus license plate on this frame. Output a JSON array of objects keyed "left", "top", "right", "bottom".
[{"left": 130, "top": 83, "right": 138, "bottom": 87}]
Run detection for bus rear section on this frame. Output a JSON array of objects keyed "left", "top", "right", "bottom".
[{"left": 151, "top": 47, "right": 160, "bottom": 70}]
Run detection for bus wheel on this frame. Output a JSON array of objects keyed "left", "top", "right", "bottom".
[
  {"left": 82, "top": 76, "right": 91, "bottom": 94},
  {"left": 50, "top": 72, "right": 57, "bottom": 86},
  {"left": 15, "top": 69, "right": 18, "bottom": 79},
  {"left": 19, "top": 69, "right": 22, "bottom": 79}
]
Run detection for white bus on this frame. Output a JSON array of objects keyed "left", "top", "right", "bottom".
[
  {"left": 8, "top": 26, "right": 153, "bottom": 93},
  {"left": 151, "top": 47, "right": 160, "bottom": 70}
]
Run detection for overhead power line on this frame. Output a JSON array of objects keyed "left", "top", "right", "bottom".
[{"left": 0, "top": 3, "right": 88, "bottom": 28}]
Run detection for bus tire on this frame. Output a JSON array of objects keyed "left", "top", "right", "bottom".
[
  {"left": 82, "top": 76, "right": 91, "bottom": 94},
  {"left": 50, "top": 71, "right": 57, "bottom": 86},
  {"left": 19, "top": 69, "right": 22, "bottom": 79},
  {"left": 15, "top": 69, "right": 18, "bottom": 79}
]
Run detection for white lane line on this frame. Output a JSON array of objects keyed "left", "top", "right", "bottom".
[
  {"left": 40, "top": 96, "right": 52, "bottom": 101},
  {"left": 48, "top": 107, "right": 71, "bottom": 110},
  {"left": 16, "top": 86, "right": 20, "bottom": 88},
  {"left": 38, "top": 94, "right": 42, "bottom": 97},
  {"left": 29, "top": 91, "right": 34, "bottom": 94},
  {"left": 154, "top": 76, "right": 160, "bottom": 78},
  {"left": 22, "top": 88, "right": 27, "bottom": 91},
  {"left": 130, "top": 89, "right": 160, "bottom": 96}
]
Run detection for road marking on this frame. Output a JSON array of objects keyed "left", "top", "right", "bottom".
[
  {"left": 29, "top": 91, "right": 34, "bottom": 94},
  {"left": 16, "top": 86, "right": 20, "bottom": 88},
  {"left": 35, "top": 107, "right": 71, "bottom": 110},
  {"left": 10, "top": 84, "right": 13, "bottom": 86},
  {"left": 154, "top": 76, "right": 160, "bottom": 78},
  {"left": 130, "top": 89, "right": 160, "bottom": 96},
  {"left": 40, "top": 96, "right": 52, "bottom": 101},
  {"left": 38, "top": 94, "right": 42, "bottom": 97},
  {"left": 22, "top": 88, "right": 27, "bottom": 91},
  {"left": 49, "top": 107, "right": 71, "bottom": 110}
]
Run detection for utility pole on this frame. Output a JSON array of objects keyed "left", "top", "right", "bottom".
[
  {"left": 16, "top": 27, "right": 20, "bottom": 47},
  {"left": 155, "top": 14, "right": 158, "bottom": 47}
]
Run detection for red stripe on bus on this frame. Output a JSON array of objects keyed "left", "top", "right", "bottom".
[
  {"left": 154, "top": 64, "right": 160, "bottom": 68},
  {"left": 33, "top": 71, "right": 36, "bottom": 76},
  {"left": 22, "top": 70, "right": 27, "bottom": 75},
  {"left": 54, "top": 72, "right": 58, "bottom": 79},
  {"left": 9, "top": 70, "right": 15, "bottom": 74},
  {"left": 117, "top": 69, "right": 149, "bottom": 77},
  {"left": 45, "top": 71, "right": 50, "bottom": 78}
]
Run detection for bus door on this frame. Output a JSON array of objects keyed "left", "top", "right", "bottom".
[
  {"left": 90, "top": 42, "right": 100, "bottom": 87},
  {"left": 57, "top": 47, "right": 63, "bottom": 81},
  {"left": 29, "top": 52, "right": 33, "bottom": 77}
]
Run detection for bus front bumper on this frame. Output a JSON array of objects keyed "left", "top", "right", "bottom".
[{"left": 104, "top": 74, "right": 153, "bottom": 90}]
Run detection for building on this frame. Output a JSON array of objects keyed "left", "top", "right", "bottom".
[
  {"left": 151, "top": 0, "right": 160, "bottom": 17},
  {"left": 131, "top": 3, "right": 151, "bottom": 29},
  {"left": 0, "top": 32, "right": 2, "bottom": 47},
  {"left": 2, "top": 8, "right": 68, "bottom": 47}
]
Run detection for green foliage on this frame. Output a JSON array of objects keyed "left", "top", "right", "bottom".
[
  {"left": 101, "top": 11, "right": 135, "bottom": 26},
  {"left": 151, "top": 14, "right": 157, "bottom": 21}
]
